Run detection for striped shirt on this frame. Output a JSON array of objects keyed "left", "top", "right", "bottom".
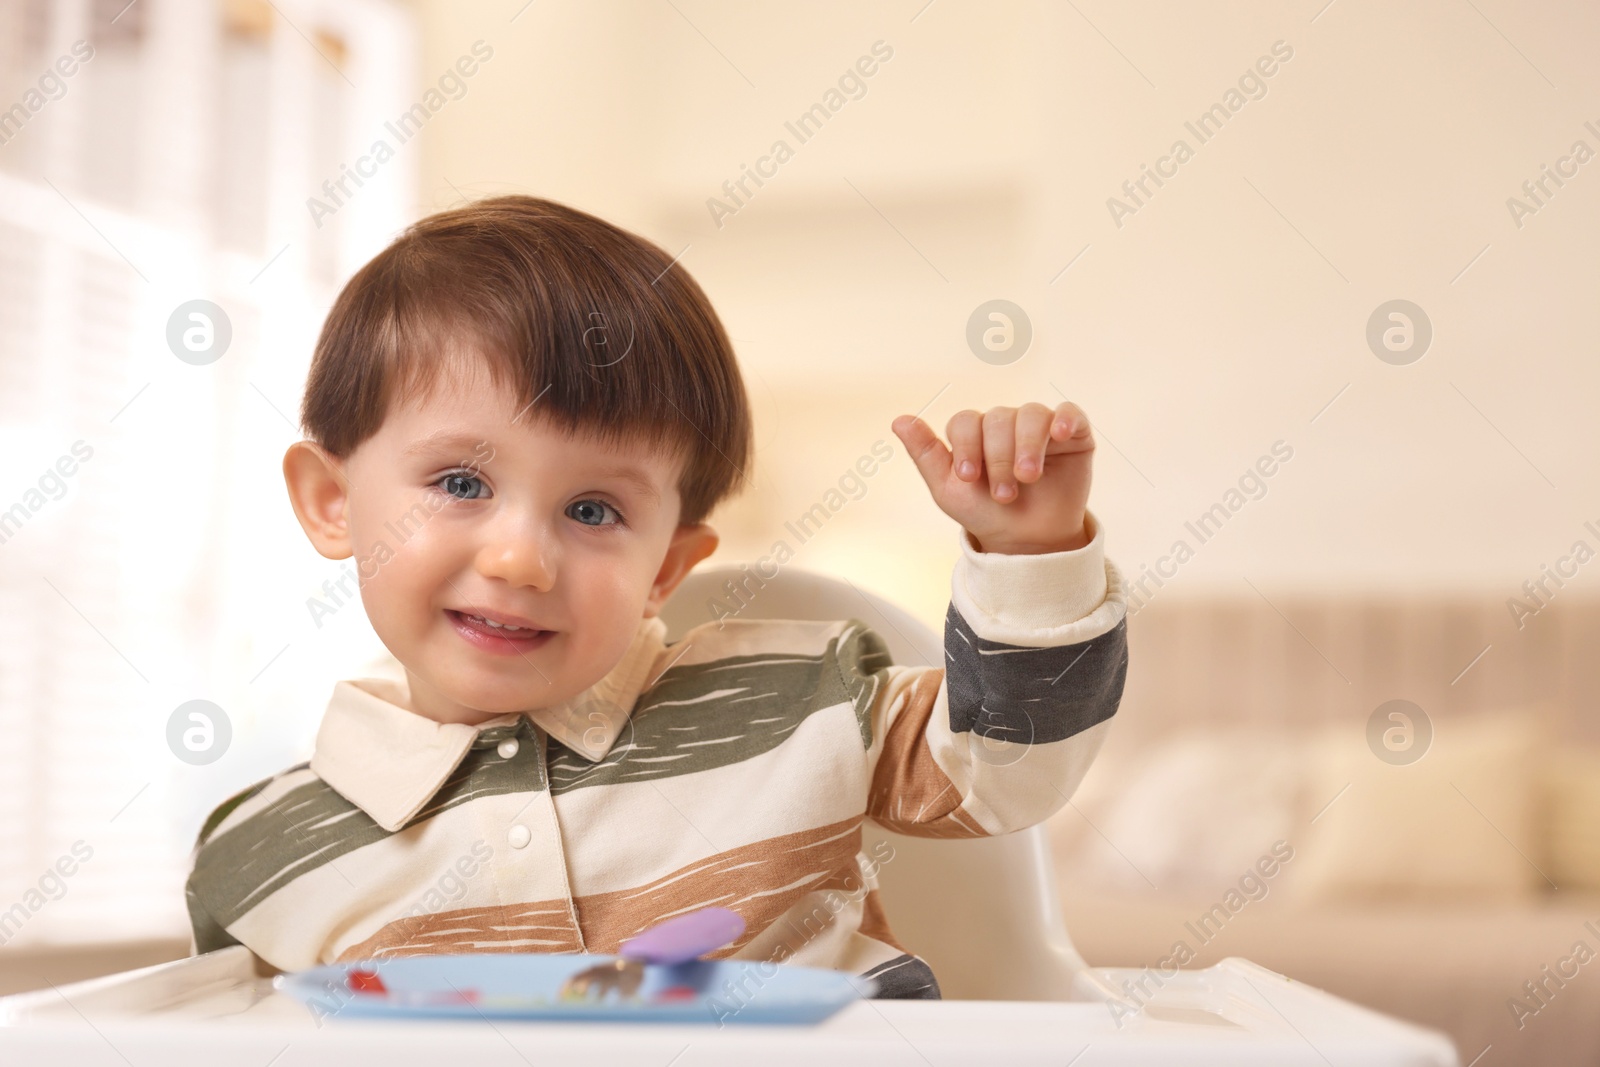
[{"left": 185, "top": 511, "right": 1128, "bottom": 999}]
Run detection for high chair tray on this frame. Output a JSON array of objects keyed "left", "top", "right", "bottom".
[
  {"left": 0, "top": 947, "right": 1460, "bottom": 1066},
  {"left": 275, "top": 952, "right": 870, "bottom": 1024}
]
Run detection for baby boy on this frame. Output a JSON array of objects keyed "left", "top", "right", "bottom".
[{"left": 184, "top": 195, "right": 1128, "bottom": 1000}]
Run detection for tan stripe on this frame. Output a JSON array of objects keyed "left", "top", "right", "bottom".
[
  {"left": 576, "top": 815, "right": 867, "bottom": 955},
  {"left": 857, "top": 888, "right": 906, "bottom": 954},
  {"left": 337, "top": 899, "right": 582, "bottom": 961},
  {"left": 867, "top": 669, "right": 987, "bottom": 838},
  {"left": 338, "top": 816, "right": 873, "bottom": 961}
]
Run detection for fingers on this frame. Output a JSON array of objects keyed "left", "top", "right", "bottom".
[
  {"left": 980, "top": 408, "right": 1019, "bottom": 501},
  {"left": 946, "top": 409, "right": 984, "bottom": 483},
  {"left": 1014, "top": 403, "right": 1055, "bottom": 482},
  {"left": 1049, "top": 400, "right": 1093, "bottom": 452},
  {"left": 890, "top": 414, "right": 953, "bottom": 491},
  {"left": 902, "top": 402, "right": 1093, "bottom": 503}
]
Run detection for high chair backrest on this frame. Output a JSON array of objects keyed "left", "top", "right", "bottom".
[{"left": 658, "top": 563, "right": 1089, "bottom": 1000}]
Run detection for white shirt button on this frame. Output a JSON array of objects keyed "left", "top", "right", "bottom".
[
  {"left": 497, "top": 738, "right": 520, "bottom": 759},
  {"left": 508, "top": 824, "right": 531, "bottom": 849}
]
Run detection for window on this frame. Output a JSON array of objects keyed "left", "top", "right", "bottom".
[{"left": 0, "top": 0, "right": 414, "bottom": 946}]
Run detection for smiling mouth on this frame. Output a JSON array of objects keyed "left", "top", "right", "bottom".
[{"left": 446, "top": 609, "right": 556, "bottom": 652}]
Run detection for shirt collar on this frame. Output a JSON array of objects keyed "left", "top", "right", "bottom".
[{"left": 310, "top": 615, "right": 669, "bottom": 832}]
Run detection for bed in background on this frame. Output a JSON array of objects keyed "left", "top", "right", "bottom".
[{"left": 1046, "top": 591, "right": 1600, "bottom": 1066}]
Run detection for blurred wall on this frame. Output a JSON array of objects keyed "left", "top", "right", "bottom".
[{"left": 407, "top": 0, "right": 1600, "bottom": 626}]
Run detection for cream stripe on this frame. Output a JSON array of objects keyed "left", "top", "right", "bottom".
[
  {"left": 226, "top": 799, "right": 570, "bottom": 969},
  {"left": 730, "top": 884, "right": 867, "bottom": 969},
  {"left": 656, "top": 617, "right": 846, "bottom": 669},
  {"left": 950, "top": 507, "right": 1121, "bottom": 647},
  {"left": 929, "top": 716, "right": 1115, "bottom": 835},
  {"left": 835, "top": 932, "right": 915, "bottom": 978},
  {"left": 556, "top": 702, "right": 870, "bottom": 896}
]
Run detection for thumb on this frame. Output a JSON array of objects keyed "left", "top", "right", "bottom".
[{"left": 891, "top": 415, "right": 952, "bottom": 497}]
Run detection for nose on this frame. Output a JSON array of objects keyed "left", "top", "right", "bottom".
[{"left": 473, "top": 514, "right": 556, "bottom": 591}]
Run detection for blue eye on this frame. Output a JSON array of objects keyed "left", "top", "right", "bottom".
[
  {"left": 436, "top": 472, "right": 489, "bottom": 499},
  {"left": 568, "top": 499, "right": 624, "bottom": 527}
]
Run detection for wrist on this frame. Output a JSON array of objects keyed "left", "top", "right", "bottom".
[
  {"left": 954, "top": 509, "right": 1109, "bottom": 637},
  {"left": 968, "top": 523, "right": 1091, "bottom": 555}
]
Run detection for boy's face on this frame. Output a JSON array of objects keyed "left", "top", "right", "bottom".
[{"left": 285, "top": 353, "right": 719, "bottom": 726}]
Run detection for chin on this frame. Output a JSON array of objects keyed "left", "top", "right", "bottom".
[{"left": 460, "top": 680, "right": 556, "bottom": 716}]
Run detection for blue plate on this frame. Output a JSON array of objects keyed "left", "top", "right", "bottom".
[{"left": 274, "top": 953, "right": 876, "bottom": 1025}]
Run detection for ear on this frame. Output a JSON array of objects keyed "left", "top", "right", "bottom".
[
  {"left": 283, "top": 440, "right": 354, "bottom": 560},
  {"left": 644, "top": 523, "right": 720, "bottom": 618}
]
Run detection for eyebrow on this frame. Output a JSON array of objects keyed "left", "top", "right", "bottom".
[
  {"left": 591, "top": 465, "right": 663, "bottom": 506},
  {"left": 402, "top": 433, "right": 663, "bottom": 506},
  {"left": 401, "top": 432, "right": 493, "bottom": 460}
]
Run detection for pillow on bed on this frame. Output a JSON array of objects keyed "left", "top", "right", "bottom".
[
  {"left": 1052, "top": 727, "right": 1308, "bottom": 895},
  {"left": 1285, "top": 712, "right": 1548, "bottom": 903}
]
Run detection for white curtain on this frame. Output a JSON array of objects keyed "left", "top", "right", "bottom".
[{"left": 0, "top": 0, "right": 414, "bottom": 944}]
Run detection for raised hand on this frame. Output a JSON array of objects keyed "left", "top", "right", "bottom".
[{"left": 891, "top": 401, "right": 1094, "bottom": 554}]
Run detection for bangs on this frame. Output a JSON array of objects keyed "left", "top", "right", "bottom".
[{"left": 300, "top": 196, "right": 752, "bottom": 525}]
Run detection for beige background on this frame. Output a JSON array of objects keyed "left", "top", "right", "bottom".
[{"left": 399, "top": 0, "right": 1600, "bottom": 626}]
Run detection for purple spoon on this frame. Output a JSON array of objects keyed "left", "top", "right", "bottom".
[
  {"left": 558, "top": 906, "right": 746, "bottom": 1000},
  {"left": 620, "top": 906, "right": 746, "bottom": 964}
]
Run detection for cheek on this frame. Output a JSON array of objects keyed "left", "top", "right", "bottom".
[
  {"left": 351, "top": 517, "right": 451, "bottom": 622},
  {"left": 567, "top": 549, "right": 645, "bottom": 616},
  {"left": 564, "top": 539, "right": 659, "bottom": 631},
  {"left": 353, "top": 555, "right": 418, "bottom": 642}
]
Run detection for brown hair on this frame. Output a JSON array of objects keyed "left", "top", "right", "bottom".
[{"left": 298, "top": 194, "right": 753, "bottom": 527}]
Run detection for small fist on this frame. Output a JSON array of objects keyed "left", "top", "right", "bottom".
[{"left": 891, "top": 401, "right": 1094, "bottom": 554}]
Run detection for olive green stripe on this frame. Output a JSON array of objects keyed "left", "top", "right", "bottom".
[
  {"left": 549, "top": 624, "right": 884, "bottom": 792},
  {"left": 194, "top": 769, "right": 293, "bottom": 849},
  {"left": 189, "top": 727, "right": 549, "bottom": 926}
]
